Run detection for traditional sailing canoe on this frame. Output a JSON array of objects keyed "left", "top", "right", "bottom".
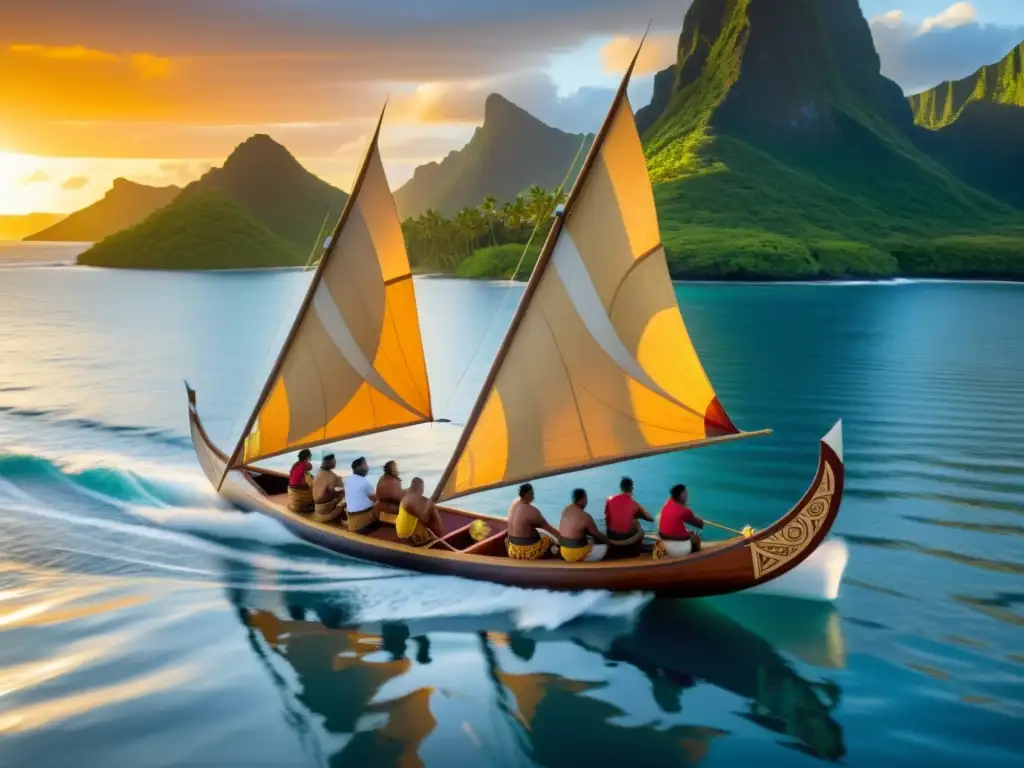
[{"left": 186, "top": 40, "right": 846, "bottom": 598}]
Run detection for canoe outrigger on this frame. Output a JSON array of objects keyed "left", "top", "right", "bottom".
[{"left": 186, "top": 38, "right": 845, "bottom": 598}]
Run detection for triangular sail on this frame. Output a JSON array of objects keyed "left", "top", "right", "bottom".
[
  {"left": 433, "top": 42, "right": 763, "bottom": 503},
  {"left": 223, "top": 107, "right": 432, "bottom": 477}
]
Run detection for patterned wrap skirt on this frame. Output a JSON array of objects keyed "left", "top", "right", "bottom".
[
  {"left": 287, "top": 485, "right": 314, "bottom": 514},
  {"left": 312, "top": 496, "right": 345, "bottom": 524},
  {"left": 506, "top": 535, "right": 553, "bottom": 561},
  {"left": 398, "top": 521, "right": 434, "bottom": 547},
  {"left": 346, "top": 506, "right": 380, "bottom": 533}
]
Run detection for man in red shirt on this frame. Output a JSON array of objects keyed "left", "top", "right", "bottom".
[
  {"left": 604, "top": 477, "right": 653, "bottom": 552},
  {"left": 656, "top": 484, "right": 705, "bottom": 557},
  {"left": 287, "top": 449, "right": 314, "bottom": 514}
]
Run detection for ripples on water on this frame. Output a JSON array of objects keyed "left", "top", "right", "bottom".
[{"left": 0, "top": 262, "right": 1022, "bottom": 766}]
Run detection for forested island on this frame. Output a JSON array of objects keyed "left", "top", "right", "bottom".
[{"left": 37, "top": 0, "right": 1024, "bottom": 280}]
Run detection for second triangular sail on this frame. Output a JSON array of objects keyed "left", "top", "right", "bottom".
[
  {"left": 237, "top": 112, "right": 433, "bottom": 467},
  {"left": 434, "top": 46, "right": 747, "bottom": 502}
]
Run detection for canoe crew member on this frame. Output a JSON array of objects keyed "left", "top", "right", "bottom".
[
  {"left": 312, "top": 454, "right": 345, "bottom": 523},
  {"left": 653, "top": 484, "right": 705, "bottom": 559},
  {"left": 558, "top": 488, "right": 609, "bottom": 562},
  {"left": 506, "top": 483, "right": 559, "bottom": 560},
  {"left": 287, "top": 449, "right": 314, "bottom": 514},
  {"left": 396, "top": 477, "right": 445, "bottom": 547},
  {"left": 375, "top": 460, "right": 405, "bottom": 525},
  {"left": 604, "top": 476, "right": 653, "bottom": 552},
  {"left": 343, "top": 456, "right": 378, "bottom": 533}
]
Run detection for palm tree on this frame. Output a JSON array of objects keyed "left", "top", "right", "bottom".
[
  {"left": 420, "top": 209, "right": 446, "bottom": 266},
  {"left": 479, "top": 195, "right": 499, "bottom": 246},
  {"left": 527, "top": 185, "right": 552, "bottom": 225},
  {"left": 454, "top": 207, "right": 481, "bottom": 258},
  {"left": 503, "top": 195, "right": 528, "bottom": 235}
]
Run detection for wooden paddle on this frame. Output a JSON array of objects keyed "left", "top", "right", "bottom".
[
  {"left": 424, "top": 530, "right": 461, "bottom": 553},
  {"left": 645, "top": 519, "right": 756, "bottom": 540}
]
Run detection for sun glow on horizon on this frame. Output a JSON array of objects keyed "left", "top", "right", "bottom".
[{"left": 0, "top": 151, "right": 50, "bottom": 215}]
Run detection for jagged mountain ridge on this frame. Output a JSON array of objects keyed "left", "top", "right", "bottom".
[
  {"left": 633, "top": 0, "right": 1024, "bottom": 278},
  {"left": 909, "top": 42, "right": 1024, "bottom": 209},
  {"left": 395, "top": 94, "right": 593, "bottom": 218},
  {"left": 25, "top": 179, "right": 180, "bottom": 242}
]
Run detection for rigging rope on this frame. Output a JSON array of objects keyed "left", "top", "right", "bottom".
[{"left": 435, "top": 132, "right": 590, "bottom": 420}]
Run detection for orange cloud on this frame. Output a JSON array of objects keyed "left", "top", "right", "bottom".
[
  {"left": 599, "top": 33, "right": 677, "bottom": 76},
  {"left": 61, "top": 175, "right": 90, "bottom": 190},
  {"left": 130, "top": 53, "right": 174, "bottom": 79},
  {"left": 21, "top": 169, "right": 49, "bottom": 184},
  {"left": 9, "top": 43, "right": 119, "bottom": 63}
]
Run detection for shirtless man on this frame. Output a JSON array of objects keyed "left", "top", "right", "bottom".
[
  {"left": 558, "top": 488, "right": 609, "bottom": 562},
  {"left": 312, "top": 454, "right": 345, "bottom": 523},
  {"left": 396, "top": 477, "right": 445, "bottom": 546},
  {"left": 505, "top": 483, "right": 559, "bottom": 560},
  {"left": 375, "top": 460, "right": 405, "bottom": 525}
]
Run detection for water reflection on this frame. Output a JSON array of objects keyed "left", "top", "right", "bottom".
[{"left": 228, "top": 588, "right": 846, "bottom": 766}]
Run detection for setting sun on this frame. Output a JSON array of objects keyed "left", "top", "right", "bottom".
[{"left": 0, "top": 151, "right": 42, "bottom": 215}]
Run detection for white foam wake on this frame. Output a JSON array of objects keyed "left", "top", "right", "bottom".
[{"left": 340, "top": 573, "right": 652, "bottom": 630}]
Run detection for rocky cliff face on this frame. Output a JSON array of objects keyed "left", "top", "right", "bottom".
[
  {"left": 641, "top": 0, "right": 913, "bottom": 148},
  {"left": 394, "top": 94, "right": 592, "bottom": 218}
]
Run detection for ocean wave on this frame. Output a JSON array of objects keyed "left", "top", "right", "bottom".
[{"left": 0, "top": 405, "right": 190, "bottom": 448}]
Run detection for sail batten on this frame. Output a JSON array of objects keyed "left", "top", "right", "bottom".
[
  {"left": 433, "top": 39, "right": 757, "bottom": 502},
  {"left": 220, "top": 105, "right": 432, "bottom": 482}
]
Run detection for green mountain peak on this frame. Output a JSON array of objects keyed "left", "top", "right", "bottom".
[
  {"left": 636, "top": 0, "right": 1024, "bottom": 279},
  {"left": 79, "top": 188, "right": 300, "bottom": 270},
  {"left": 909, "top": 41, "right": 1024, "bottom": 129}
]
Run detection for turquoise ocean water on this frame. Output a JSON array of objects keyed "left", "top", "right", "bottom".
[{"left": 1, "top": 248, "right": 1021, "bottom": 766}]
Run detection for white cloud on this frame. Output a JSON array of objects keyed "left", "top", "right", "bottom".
[
  {"left": 919, "top": 2, "right": 977, "bottom": 34},
  {"left": 871, "top": 10, "right": 906, "bottom": 29},
  {"left": 869, "top": 5, "right": 1024, "bottom": 94}
]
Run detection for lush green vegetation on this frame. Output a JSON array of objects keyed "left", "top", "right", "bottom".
[
  {"left": 909, "top": 43, "right": 1023, "bottom": 129},
  {"left": 179, "top": 134, "right": 346, "bottom": 249},
  {"left": 456, "top": 243, "right": 543, "bottom": 279},
  {"left": 402, "top": 185, "right": 564, "bottom": 273},
  {"left": 79, "top": 189, "right": 301, "bottom": 270},
  {"left": 652, "top": 135, "right": 1024, "bottom": 279},
  {"left": 633, "top": 0, "right": 1024, "bottom": 280}
]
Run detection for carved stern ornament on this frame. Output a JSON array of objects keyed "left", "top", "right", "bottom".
[{"left": 750, "top": 463, "right": 836, "bottom": 579}]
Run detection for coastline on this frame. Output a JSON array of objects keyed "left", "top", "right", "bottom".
[{"left": 5, "top": 243, "right": 1022, "bottom": 284}]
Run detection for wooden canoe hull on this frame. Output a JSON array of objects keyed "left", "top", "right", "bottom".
[{"left": 186, "top": 385, "right": 845, "bottom": 598}]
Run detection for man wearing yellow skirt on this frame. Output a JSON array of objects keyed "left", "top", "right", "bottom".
[
  {"left": 557, "top": 489, "right": 609, "bottom": 562},
  {"left": 396, "top": 478, "right": 445, "bottom": 547},
  {"left": 506, "top": 483, "right": 559, "bottom": 560}
]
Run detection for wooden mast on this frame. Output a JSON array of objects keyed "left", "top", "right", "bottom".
[
  {"left": 217, "top": 105, "right": 388, "bottom": 491},
  {"left": 430, "top": 36, "right": 649, "bottom": 502}
]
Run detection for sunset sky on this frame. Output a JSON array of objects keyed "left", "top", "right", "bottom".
[{"left": 1, "top": 0, "right": 1022, "bottom": 216}]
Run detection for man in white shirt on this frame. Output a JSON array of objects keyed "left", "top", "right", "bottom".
[{"left": 343, "top": 456, "right": 378, "bottom": 533}]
